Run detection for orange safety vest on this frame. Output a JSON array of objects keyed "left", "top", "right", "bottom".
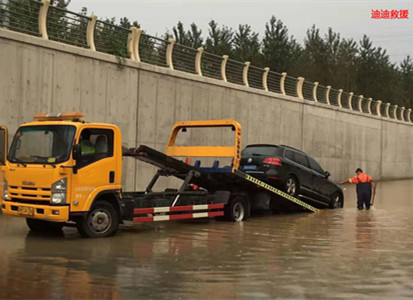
[{"left": 349, "top": 173, "right": 372, "bottom": 184}]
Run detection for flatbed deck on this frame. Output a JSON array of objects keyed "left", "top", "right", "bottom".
[{"left": 121, "top": 145, "right": 318, "bottom": 224}]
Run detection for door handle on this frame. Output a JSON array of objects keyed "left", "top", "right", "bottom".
[{"left": 109, "top": 171, "right": 115, "bottom": 183}]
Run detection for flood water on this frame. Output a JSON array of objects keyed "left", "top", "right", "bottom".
[{"left": 1, "top": 180, "right": 413, "bottom": 299}]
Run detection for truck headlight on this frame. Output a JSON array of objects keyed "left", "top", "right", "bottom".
[
  {"left": 2, "top": 179, "right": 8, "bottom": 200},
  {"left": 51, "top": 178, "right": 67, "bottom": 205}
]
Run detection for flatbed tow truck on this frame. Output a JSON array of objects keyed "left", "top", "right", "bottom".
[{"left": 0, "top": 113, "right": 318, "bottom": 238}]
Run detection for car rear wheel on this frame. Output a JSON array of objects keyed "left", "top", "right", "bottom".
[
  {"left": 284, "top": 176, "right": 299, "bottom": 197},
  {"left": 330, "top": 192, "right": 343, "bottom": 209}
]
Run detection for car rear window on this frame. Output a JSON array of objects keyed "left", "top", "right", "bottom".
[{"left": 242, "top": 146, "right": 281, "bottom": 156}]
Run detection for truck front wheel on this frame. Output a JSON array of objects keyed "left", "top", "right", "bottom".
[
  {"left": 26, "top": 218, "right": 64, "bottom": 232},
  {"left": 77, "top": 200, "right": 119, "bottom": 238}
]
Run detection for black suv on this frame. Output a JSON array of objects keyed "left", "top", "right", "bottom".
[{"left": 240, "top": 144, "right": 343, "bottom": 208}]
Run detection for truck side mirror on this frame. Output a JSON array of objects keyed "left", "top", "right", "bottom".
[{"left": 72, "top": 144, "right": 81, "bottom": 160}]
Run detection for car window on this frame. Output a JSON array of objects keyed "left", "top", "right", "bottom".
[
  {"left": 292, "top": 151, "right": 310, "bottom": 168},
  {"left": 307, "top": 156, "right": 324, "bottom": 174},
  {"left": 77, "top": 128, "right": 114, "bottom": 169},
  {"left": 285, "top": 150, "right": 294, "bottom": 161},
  {"left": 242, "top": 146, "right": 281, "bottom": 156}
]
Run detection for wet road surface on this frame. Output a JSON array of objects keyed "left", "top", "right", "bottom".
[{"left": 1, "top": 180, "right": 413, "bottom": 299}]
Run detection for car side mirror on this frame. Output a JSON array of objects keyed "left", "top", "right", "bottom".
[
  {"left": 324, "top": 171, "right": 331, "bottom": 178},
  {"left": 72, "top": 144, "right": 81, "bottom": 160}
]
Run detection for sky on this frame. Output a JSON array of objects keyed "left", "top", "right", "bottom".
[{"left": 68, "top": 0, "right": 413, "bottom": 65}]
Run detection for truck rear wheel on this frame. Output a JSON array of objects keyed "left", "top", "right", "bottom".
[
  {"left": 26, "top": 218, "right": 64, "bottom": 232},
  {"left": 225, "top": 196, "right": 246, "bottom": 222},
  {"left": 77, "top": 200, "right": 119, "bottom": 238}
]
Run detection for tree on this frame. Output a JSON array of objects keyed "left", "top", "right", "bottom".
[
  {"left": 261, "top": 16, "right": 301, "bottom": 73},
  {"left": 204, "top": 20, "right": 233, "bottom": 55},
  {"left": 232, "top": 24, "right": 262, "bottom": 65},
  {"left": 400, "top": 56, "right": 413, "bottom": 108},
  {"left": 170, "top": 21, "right": 203, "bottom": 48}
]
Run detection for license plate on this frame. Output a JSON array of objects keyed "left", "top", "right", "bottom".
[
  {"left": 18, "top": 206, "right": 34, "bottom": 216},
  {"left": 243, "top": 165, "right": 257, "bottom": 170}
]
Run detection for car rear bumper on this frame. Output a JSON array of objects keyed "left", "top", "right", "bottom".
[{"left": 1, "top": 201, "right": 69, "bottom": 222}]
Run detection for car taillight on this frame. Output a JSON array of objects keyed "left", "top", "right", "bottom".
[{"left": 263, "top": 157, "right": 282, "bottom": 166}]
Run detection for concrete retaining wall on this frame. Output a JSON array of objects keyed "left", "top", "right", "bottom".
[{"left": 0, "top": 29, "right": 412, "bottom": 190}]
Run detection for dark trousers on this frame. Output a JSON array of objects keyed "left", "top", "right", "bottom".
[
  {"left": 357, "top": 182, "right": 372, "bottom": 210},
  {"left": 357, "top": 192, "right": 371, "bottom": 209}
]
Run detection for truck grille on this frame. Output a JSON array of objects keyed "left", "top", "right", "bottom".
[{"left": 9, "top": 185, "right": 51, "bottom": 201}]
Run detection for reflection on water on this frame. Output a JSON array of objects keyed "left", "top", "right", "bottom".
[{"left": 1, "top": 180, "right": 413, "bottom": 299}]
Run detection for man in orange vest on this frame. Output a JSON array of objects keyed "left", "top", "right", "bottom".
[{"left": 340, "top": 168, "right": 376, "bottom": 210}]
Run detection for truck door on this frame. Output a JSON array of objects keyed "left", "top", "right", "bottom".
[
  {"left": 0, "top": 126, "right": 7, "bottom": 205},
  {"left": 70, "top": 127, "right": 119, "bottom": 212}
]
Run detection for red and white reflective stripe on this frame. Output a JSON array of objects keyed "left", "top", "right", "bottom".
[
  {"left": 134, "top": 211, "right": 224, "bottom": 223},
  {"left": 133, "top": 204, "right": 224, "bottom": 215}
]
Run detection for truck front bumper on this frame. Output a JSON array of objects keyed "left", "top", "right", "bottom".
[{"left": 1, "top": 201, "right": 69, "bottom": 222}]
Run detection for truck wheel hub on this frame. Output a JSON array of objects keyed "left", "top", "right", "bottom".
[{"left": 89, "top": 210, "right": 111, "bottom": 233}]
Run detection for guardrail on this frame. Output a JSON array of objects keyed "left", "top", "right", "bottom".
[{"left": 0, "top": 0, "right": 411, "bottom": 123}]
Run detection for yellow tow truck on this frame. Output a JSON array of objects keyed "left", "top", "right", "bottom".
[{"left": 1, "top": 112, "right": 318, "bottom": 238}]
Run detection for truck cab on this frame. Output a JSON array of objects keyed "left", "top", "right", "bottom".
[{"left": 1, "top": 112, "right": 123, "bottom": 237}]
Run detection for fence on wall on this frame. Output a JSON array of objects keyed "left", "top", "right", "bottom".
[{"left": 1, "top": 0, "right": 411, "bottom": 123}]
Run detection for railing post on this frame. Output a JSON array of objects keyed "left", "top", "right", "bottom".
[
  {"left": 166, "top": 38, "right": 175, "bottom": 70},
  {"left": 221, "top": 55, "right": 228, "bottom": 82},
  {"left": 376, "top": 100, "right": 382, "bottom": 116},
  {"left": 348, "top": 92, "right": 354, "bottom": 110},
  {"left": 38, "top": 0, "right": 50, "bottom": 39},
  {"left": 325, "top": 86, "right": 331, "bottom": 105},
  {"left": 134, "top": 28, "right": 142, "bottom": 62},
  {"left": 408, "top": 109, "right": 412, "bottom": 122},
  {"left": 393, "top": 105, "right": 398, "bottom": 119},
  {"left": 401, "top": 107, "right": 406, "bottom": 121},
  {"left": 262, "top": 67, "right": 269, "bottom": 91},
  {"left": 313, "top": 82, "right": 319, "bottom": 102},
  {"left": 195, "top": 47, "right": 204, "bottom": 76},
  {"left": 86, "top": 14, "right": 97, "bottom": 51},
  {"left": 385, "top": 103, "right": 391, "bottom": 118},
  {"left": 127, "top": 27, "right": 136, "bottom": 60},
  {"left": 243, "top": 62, "right": 250, "bottom": 87},
  {"left": 358, "top": 95, "right": 363, "bottom": 112},
  {"left": 337, "top": 89, "right": 343, "bottom": 108},
  {"left": 280, "top": 72, "right": 287, "bottom": 95},
  {"left": 367, "top": 98, "right": 372, "bottom": 114},
  {"left": 297, "top": 77, "right": 304, "bottom": 100}
]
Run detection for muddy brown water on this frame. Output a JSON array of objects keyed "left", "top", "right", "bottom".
[{"left": 1, "top": 180, "right": 413, "bottom": 299}]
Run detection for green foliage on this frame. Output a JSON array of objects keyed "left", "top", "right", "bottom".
[
  {"left": 161, "top": 16, "right": 411, "bottom": 108},
  {"left": 262, "top": 16, "right": 302, "bottom": 73},
  {"left": 204, "top": 20, "right": 233, "bottom": 55}
]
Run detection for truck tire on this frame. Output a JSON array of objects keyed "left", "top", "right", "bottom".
[
  {"left": 26, "top": 218, "right": 64, "bottom": 232},
  {"left": 77, "top": 200, "right": 119, "bottom": 238},
  {"left": 225, "top": 196, "right": 246, "bottom": 222}
]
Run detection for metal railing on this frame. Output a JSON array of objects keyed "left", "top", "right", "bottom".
[{"left": 0, "top": 0, "right": 411, "bottom": 123}]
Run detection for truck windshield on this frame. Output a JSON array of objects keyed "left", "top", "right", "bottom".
[{"left": 8, "top": 125, "right": 76, "bottom": 164}]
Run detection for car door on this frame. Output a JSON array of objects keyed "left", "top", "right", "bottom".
[
  {"left": 285, "top": 150, "right": 312, "bottom": 196},
  {"left": 307, "top": 156, "right": 331, "bottom": 203},
  {"left": 0, "top": 126, "right": 8, "bottom": 206}
]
